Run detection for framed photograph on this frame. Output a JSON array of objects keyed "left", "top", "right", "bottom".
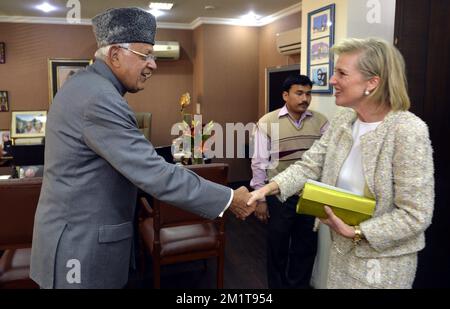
[
  {"left": 0, "top": 90, "right": 9, "bottom": 112},
  {"left": 310, "top": 37, "right": 330, "bottom": 66},
  {"left": 11, "top": 111, "right": 47, "bottom": 139},
  {"left": 310, "top": 7, "right": 333, "bottom": 40},
  {"left": 307, "top": 4, "right": 335, "bottom": 94},
  {"left": 0, "top": 42, "right": 5, "bottom": 64},
  {"left": 1, "top": 130, "right": 11, "bottom": 156},
  {"left": 48, "top": 59, "right": 92, "bottom": 104},
  {"left": 310, "top": 64, "right": 330, "bottom": 92}
]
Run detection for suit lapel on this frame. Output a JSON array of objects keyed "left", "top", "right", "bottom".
[
  {"left": 360, "top": 111, "right": 397, "bottom": 197},
  {"left": 330, "top": 110, "right": 356, "bottom": 186}
]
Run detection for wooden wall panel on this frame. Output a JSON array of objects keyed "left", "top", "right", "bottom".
[{"left": 395, "top": 0, "right": 450, "bottom": 288}]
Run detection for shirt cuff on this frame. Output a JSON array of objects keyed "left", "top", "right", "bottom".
[{"left": 219, "top": 188, "right": 234, "bottom": 217}]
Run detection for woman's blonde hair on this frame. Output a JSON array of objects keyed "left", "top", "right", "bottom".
[{"left": 331, "top": 37, "right": 410, "bottom": 111}]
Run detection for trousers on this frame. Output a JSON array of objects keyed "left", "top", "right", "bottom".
[{"left": 266, "top": 195, "right": 317, "bottom": 288}]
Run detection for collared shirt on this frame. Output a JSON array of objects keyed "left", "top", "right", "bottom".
[{"left": 250, "top": 105, "right": 329, "bottom": 196}]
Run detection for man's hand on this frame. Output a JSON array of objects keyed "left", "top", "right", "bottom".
[
  {"left": 254, "top": 201, "right": 270, "bottom": 223},
  {"left": 229, "top": 186, "right": 257, "bottom": 220}
]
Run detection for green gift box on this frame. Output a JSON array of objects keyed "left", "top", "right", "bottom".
[{"left": 296, "top": 180, "right": 376, "bottom": 226}]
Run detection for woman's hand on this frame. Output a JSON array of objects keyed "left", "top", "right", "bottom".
[
  {"left": 320, "top": 206, "right": 355, "bottom": 238},
  {"left": 247, "top": 182, "right": 280, "bottom": 206},
  {"left": 247, "top": 188, "right": 266, "bottom": 206}
]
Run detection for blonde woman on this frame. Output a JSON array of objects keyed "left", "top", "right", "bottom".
[{"left": 248, "top": 37, "right": 434, "bottom": 289}]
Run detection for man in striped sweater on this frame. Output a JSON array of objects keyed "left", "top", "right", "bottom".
[{"left": 251, "top": 74, "right": 328, "bottom": 288}]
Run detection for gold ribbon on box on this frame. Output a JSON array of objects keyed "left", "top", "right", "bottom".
[{"left": 296, "top": 181, "right": 376, "bottom": 226}]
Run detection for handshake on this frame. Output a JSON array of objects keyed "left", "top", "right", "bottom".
[{"left": 228, "top": 186, "right": 259, "bottom": 220}]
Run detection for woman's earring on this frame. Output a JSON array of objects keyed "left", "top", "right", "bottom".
[{"left": 364, "top": 90, "right": 370, "bottom": 96}]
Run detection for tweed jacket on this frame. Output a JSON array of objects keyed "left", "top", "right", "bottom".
[{"left": 272, "top": 107, "right": 434, "bottom": 274}]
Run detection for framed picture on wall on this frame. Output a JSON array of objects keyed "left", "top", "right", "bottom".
[
  {"left": 310, "top": 37, "right": 330, "bottom": 66},
  {"left": 10, "top": 111, "right": 47, "bottom": 139},
  {"left": 0, "top": 91, "right": 9, "bottom": 112},
  {"left": 309, "top": 64, "right": 330, "bottom": 92},
  {"left": 1, "top": 130, "right": 11, "bottom": 156},
  {"left": 307, "top": 4, "right": 335, "bottom": 94},
  {"left": 310, "top": 6, "right": 333, "bottom": 40},
  {"left": 0, "top": 42, "right": 5, "bottom": 64},
  {"left": 48, "top": 59, "right": 92, "bottom": 105}
]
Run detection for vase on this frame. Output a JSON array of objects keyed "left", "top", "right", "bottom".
[{"left": 191, "top": 156, "right": 204, "bottom": 165}]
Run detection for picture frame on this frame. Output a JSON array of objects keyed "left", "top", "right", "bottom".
[
  {"left": 11, "top": 111, "right": 47, "bottom": 139},
  {"left": 310, "top": 64, "right": 330, "bottom": 92},
  {"left": 48, "top": 59, "right": 92, "bottom": 104},
  {"left": 307, "top": 4, "right": 335, "bottom": 94},
  {"left": 0, "top": 90, "right": 9, "bottom": 112},
  {"left": 1, "top": 130, "right": 11, "bottom": 157},
  {"left": 0, "top": 42, "right": 5, "bottom": 64}
]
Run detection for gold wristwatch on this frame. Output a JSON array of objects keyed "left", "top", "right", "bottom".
[{"left": 352, "top": 225, "right": 363, "bottom": 245}]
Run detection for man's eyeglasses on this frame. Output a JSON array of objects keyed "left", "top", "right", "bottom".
[{"left": 119, "top": 46, "right": 157, "bottom": 62}]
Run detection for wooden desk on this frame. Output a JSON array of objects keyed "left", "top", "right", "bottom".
[{"left": 0, "top": 156, "right": 13, "bottom": 167}]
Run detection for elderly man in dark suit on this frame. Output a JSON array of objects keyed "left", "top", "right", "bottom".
[{"left": 30, "top": 7, "right": 255, "bottom": 289}]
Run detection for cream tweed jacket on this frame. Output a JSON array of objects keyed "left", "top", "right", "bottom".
[{"left": 272, "top": 107, "right": 434, "bottom": 288}]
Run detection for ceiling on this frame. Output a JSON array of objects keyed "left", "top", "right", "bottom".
[{"left": 0, "top": 0, "right": 301, "bottom": 28}]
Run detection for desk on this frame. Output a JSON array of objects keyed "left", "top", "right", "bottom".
[
  {"left": 0, "top": 165, "right": 13, "bottom": 179},
  {"left": 0, "top": 156, "right": 13, "bottom": 167}
]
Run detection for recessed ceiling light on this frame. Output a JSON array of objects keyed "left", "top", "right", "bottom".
[
  {"left": 148, "top": 9, "right": 165, "bottom": 18},
  {"left": 149, "top": 2, "right": 174, "bottom": 10},
  {"left": 204, "top": 5, "right": 216, "bottom": 11},
  {"left": 36, "top": 2, "right": 57, "bottom": 13},
  {"left": 240, "top": 12, "right": 261, "bottom": 22}
]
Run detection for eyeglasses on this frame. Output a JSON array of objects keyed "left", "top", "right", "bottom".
[{"left": 119, "top": 46, "right": 157, "bottom": 62}]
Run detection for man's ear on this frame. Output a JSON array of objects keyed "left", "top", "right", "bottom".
[
  {"left": 282, "top": 91, "right": 289, "bottom": 102},
  {"left": 108, "top": 46, "right": 122, "bottom": 68},
  {"left": 367, "top": 76, "right": 381, "bottom": 92}
]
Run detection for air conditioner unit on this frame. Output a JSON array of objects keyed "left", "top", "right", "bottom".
[
  {"left": 153, "top": 41, "right": 180, "bottom": 60},
  {"left": 276, "top": 28, "right": 301, "bottom": 55}
]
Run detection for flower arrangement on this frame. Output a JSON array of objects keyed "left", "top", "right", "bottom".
[
  {"left": 173, "top": 92, "right": 215, "bottom": 165},
  {"left": 180, "top": 92, "right": 191, "bottom": 113}
]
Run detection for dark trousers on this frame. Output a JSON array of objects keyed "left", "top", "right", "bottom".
[{"left": 266, "top": 195, "right": 317, "bottom": 289}]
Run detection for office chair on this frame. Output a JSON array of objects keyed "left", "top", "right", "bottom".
[
  {"left": 139, "top": 163, "right": 228, "bottom": 288},
  {"left": 135, "top": 112, "right": 152, "bottom": 141},
  {"left": 0, "top": 177, "right": 42, "bottom": 289}
]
